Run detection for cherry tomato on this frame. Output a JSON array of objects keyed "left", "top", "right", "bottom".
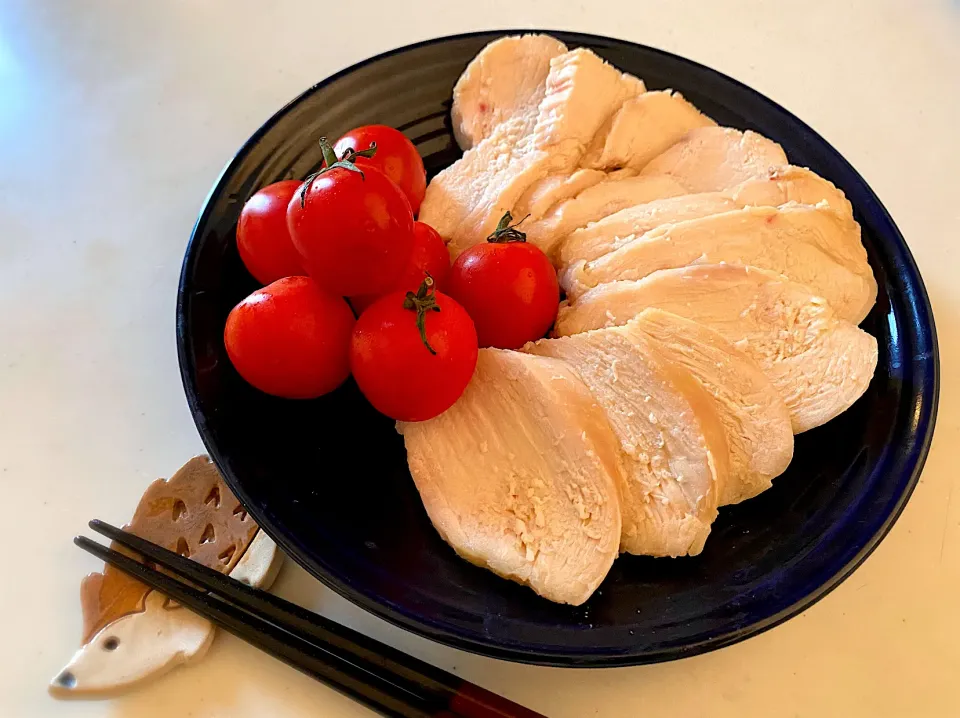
[
  {"left": 350, "top": 278, "right": 478, "bottom": 422},
  {"left": 446, "top": 213, "right": 559, "bottom": 349},
  {"left": 224, "top": 276, "right": 355, "bottom": 399},
  {"left": 334, "top": 125, "right": 427, "bottom": 213},
  {"left": 236, "top": 180, "right": 304, "bottom": 285},
  {"left": 287, "top": 141, "right": 415, "bottom": 297},
  {"left": 351, "top": 221, "right": 450, "bottom": 314}
]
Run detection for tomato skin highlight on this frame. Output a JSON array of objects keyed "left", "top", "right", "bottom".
[
  {"left": 334, "top": 125, "right": 427, "bottom": 213},
  {"left": 224, "top": 277, "right": 356, "bottom": 399},
  {"left": 236, "top": 180, "right": 304, "bottom": 285},
  {"left": 351, "top": 221, "right": 451, "bottom": 314},
  {"left": 447, "top": 242, "right": 560, "bottom": 350},
  {"left": 350, "top": 289, "right": 478, "bottom": 422},
  {"left": 286, "top": 165, "right": 414, "bottom": 297}
]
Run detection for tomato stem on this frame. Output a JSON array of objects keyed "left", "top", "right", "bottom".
[
  {"left": 403, "top": 275, "right": 441, "bottom": 355},
  {"left": 338, "top": 143, "right": 378, "bottom": 163},
  {"left": 486, "top": 211, "right": 530, "bottom": 243},
  {"left": 298, "top": 137, "right": 379, "bottom": 208},
  {"left": 319, "top": 137, "right": 339, "bottom": 167}
]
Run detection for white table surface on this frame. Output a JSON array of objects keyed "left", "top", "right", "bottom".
[{"left": 2, "top": 1, "right": 958, "bottom": 716}]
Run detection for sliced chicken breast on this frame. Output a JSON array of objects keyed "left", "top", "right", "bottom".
[
  {"left": 558, "top": 166, "right": 858, "bottom": 268},
  {"left": 640, "top": 127, "right": 788, "bottom": 192},
  {"left": 562, "top": 204, "right": 877, "bottom": 324},
  {"left": 554, "top": 265, "right": 879, "bottom": 433},
  {"left": 582, "top": 90, "right": 717, "bottom": 171},
  {"left": 399, "top": 349, "right": 623, "bottom": 606},
  {"left": 420, "top": 48, "right": 645, "bottom": 259},
  {"left": 557, "top": 192, "right": 738, "bottom": 267},
  {"left": 630, "top": 309, "right": 794, "bottom": 504},
  {"left": 451, "top": 34, "right": 568, "bottom": 150},
  {"left": 731, "top": 165, "right": 855, "bottom": 223},
  {"left": 522, "top": 173, "right": 689, "bottom": 256},
  {"left": 523, "top": 324, "right": 728, "bottom": 557},
  {"left": 514, "top": 168, "right": 609, "bottom": 221}
]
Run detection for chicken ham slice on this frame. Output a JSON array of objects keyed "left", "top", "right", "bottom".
[
  {"left": 523, "top": 324, "right": 728, "bottom": 557},
  {"left": 420, "top": 48, "right": 645, "bottom": 259},
  {"left": 562, "top": 204, "right": 877, "bottom": 324},
  {"left": 554, "top": 265, "right": 879, "bottom": 433},
  {"left": 514, "top": 168, "right": 609, "bottom": 221},
  {"left": 629, "top": 309, "right": 794, "bottom": 504},
  {"left": 640, "top": 127, "right": 788, "bottom": 192},
  {"left": 521, "top": 173, "right": 689, "bottom": 256},
  {"left": 731, "top": 165, "right": 855, "bottom": 224},
  {"left": 582, "top": 90, "right": 717, "bottom": 171},
  {"left": 558, "top": 192, "right": 738, "bottom": 267},
  {"left": 451, "top": 34, "right": 568, "bottom": 151},
  {"left": 399, "top": 349, "right": 623, "bottom": 606},
  {"left": 558, "top": 165, "right": 858, "bottom": 268}
]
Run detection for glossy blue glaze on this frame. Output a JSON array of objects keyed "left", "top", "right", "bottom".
[{"left": 177, "top": 31, "right": 938, "bottom": 667}]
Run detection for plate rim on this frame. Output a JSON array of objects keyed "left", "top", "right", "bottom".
[{"left": 177, "top": 28, "right": 940, "bottom": 667}]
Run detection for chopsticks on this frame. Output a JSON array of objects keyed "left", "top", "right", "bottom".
[{"left": 76, "top": 520, "right": 545, "bottom": 718}]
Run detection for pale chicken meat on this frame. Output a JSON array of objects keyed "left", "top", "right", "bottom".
[
  {"left": 402, "top": 34, "right": 881, "bottom": 602},
  {"left": 557, "top": 192, "right": 738, "bottom": 268},
  {"left": 558, "top": 166, "right": 858, "bottom": 268},
  {"left": 582, "top": 90, "right": 717, "bottom": 171},
  {"left": 629, "top": 309, "right": 794, "bottom": 504},
  {"left": 521, "top": 173, "right": 689, "bottom": 256},
  {"left": 398, "top": 349, "right": 624, "bottom": 606},
  {"left": 562, "top": 204, "right": 877, "bottom": 324},
  {"left": 513, "top": 168, "right": 609, "bottom": 221},
  {"left": 451, "top": 34, "right": 568, "bottom": 150},
  {"left": 640, "top": 127, "right": 788, "bottom": 192},
  {"left": 730, "top": 165, "right": 855, "bottom": 224},
  {"left": 523, "top": 324, "right": 728, "bottom": 557},
  {"left": 554, "top": 265, "right": 879, "bottom": 433},
  {"left": 419, "top": 48, "right": 646, "bottom": 259}
]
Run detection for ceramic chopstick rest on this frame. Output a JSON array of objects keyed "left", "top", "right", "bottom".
[{"left": 50, "top": 455, "right": 283, "bottom": 698}]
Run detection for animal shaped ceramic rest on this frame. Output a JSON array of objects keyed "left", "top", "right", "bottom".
[{"left": 49, "top": 456, "right": 283, "bottom": 698}]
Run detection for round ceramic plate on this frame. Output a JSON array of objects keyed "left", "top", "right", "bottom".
[{"left": 177, "top": 31, "right": 939, "bottom": 667}]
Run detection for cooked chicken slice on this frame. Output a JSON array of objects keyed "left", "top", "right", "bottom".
[
  {"left": 558, "top": 166, "right": 858, "bottom": 268},
  {"left": 557, "top": 192, "right": 737, "bottom": 267},
  {"left": 399, "top": 349, "right": 623, "bottom": 606},
  {"left": 582, "top": 90, "right": 717, "bottom": 171},
  {"left": 566, "top": 200, "right": 872, "bottom": 286},
  {"left": 420, "top": 48, "right": 645, "bottom": 259},
  {"left": 451, "top": 34, "right": 568, "bottom": 151},
  {"left": 640, "top": 127, "right": 787, "bottom": 192},
  {"left": 523, "top": 324, "right": 728, "bottom": 557},
  {"left": 562, "top": 204, "right": 877, "bottom": 324},
  {"left": 629, "top": 309, "right": 793, "bottom": 504},
  {"left": 419, "top": 111, "right": 536, "bottom": 259},
  {"left": 731, "top": 165, "right": 855, "bottom": 223},
  {"left": 555, "top": 265, "right": 879, "bottom": 433},
  {"left": 522, "top": 173, "right": 689, "bottom": 256},
  {"left": 514, "top": 168, "right": 609, "bottom": 221}
]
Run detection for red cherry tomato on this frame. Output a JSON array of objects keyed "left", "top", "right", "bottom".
[
  {"left": 446, "top": 213, "right": 559, "bottom": 350},
  {"left": 286, "top": 142, "right": 414, "bottom": 298},
  {"left": 224, "top": 276, "right": 355, "bottom": 399},
  {"left": 350, "top": 278, "right": 478, "bottom": 422},
  {"left": 351, "top": 221, "right": 450, "bottom": 314},
  {"left": 334, "top": 125, "right": 427, "bottom": 213},
  {"left": 236, "top": 180, "right": 304, "bottom": 285}
]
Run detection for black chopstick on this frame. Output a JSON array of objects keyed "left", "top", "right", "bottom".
[{"left": 77, "top": 521, "right": 545, "bottom": 718}]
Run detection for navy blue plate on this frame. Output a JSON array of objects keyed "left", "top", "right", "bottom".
[{"left": 177, "top": 31, "right": 939, "bottom": 667}]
